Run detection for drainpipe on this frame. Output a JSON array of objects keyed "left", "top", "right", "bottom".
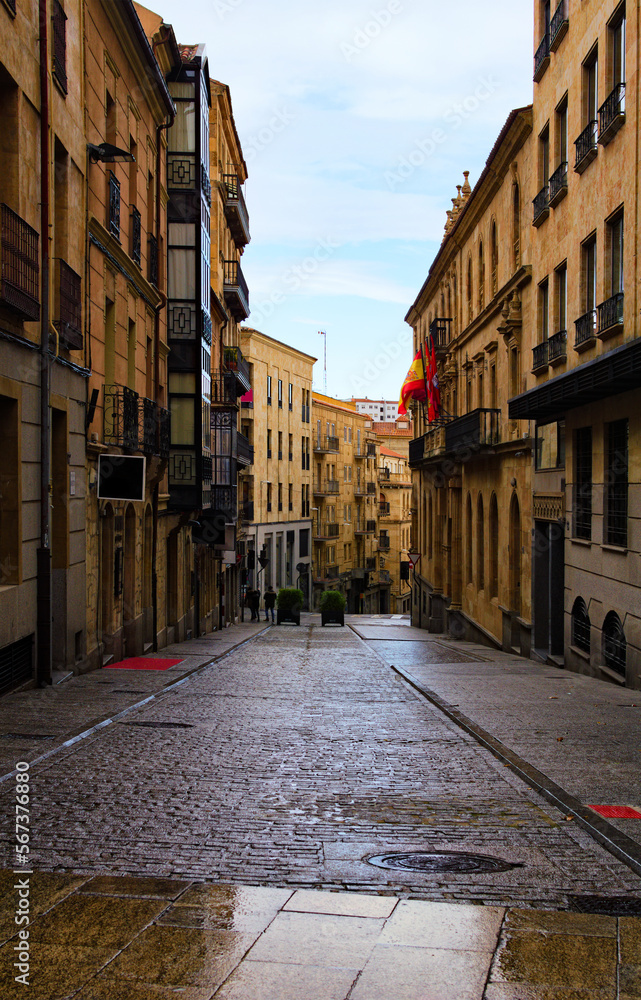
[{"left": 37, "top": 0, "right": 52, "bottom": 685}]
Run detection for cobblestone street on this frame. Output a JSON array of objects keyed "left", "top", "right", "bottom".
[{"left": 1, "top": 620, "right": 640, "bottom": 910}]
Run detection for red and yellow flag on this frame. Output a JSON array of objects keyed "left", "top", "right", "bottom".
[{"left": 398, "top": 349, "right": 426, "bottom": 415}]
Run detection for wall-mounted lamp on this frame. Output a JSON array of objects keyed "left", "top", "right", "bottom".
[{"left": 87, "top": 142, "right": 135, "bottom": 163}]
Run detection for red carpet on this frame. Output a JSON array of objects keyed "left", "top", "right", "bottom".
[{"left": 106, "top": 657, "right": 184, "bottom": 671}]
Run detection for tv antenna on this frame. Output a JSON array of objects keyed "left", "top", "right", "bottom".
[{"left": 318, "top": 330, "right": 327, "bottom": 394}]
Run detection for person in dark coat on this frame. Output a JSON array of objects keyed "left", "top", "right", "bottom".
[
  {"left": 264, "top": 585, "right": 276, "bottom": 622},
  {"left": 248, "top": 587, "right": 261, "bottom": 620}
]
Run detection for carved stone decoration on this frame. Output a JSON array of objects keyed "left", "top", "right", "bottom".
[{"left": 498, "top": 290, "right": 522, "bottom": 343}]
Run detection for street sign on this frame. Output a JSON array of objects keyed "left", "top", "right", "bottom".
[{"left": 407, "top": 550, "right": 421, "bottom": 567}]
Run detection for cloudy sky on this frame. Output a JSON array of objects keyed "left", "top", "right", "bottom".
[{"left": 167, "top": 0, "right": 534, "bottom": 402}]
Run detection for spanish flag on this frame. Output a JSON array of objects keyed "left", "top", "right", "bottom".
[{"left": 398, "top": 348, "right": 427, "bottom": 415}]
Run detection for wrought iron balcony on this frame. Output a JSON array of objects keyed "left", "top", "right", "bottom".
[
  {"left": 236, "top": 431, "right": 254, "bottom": 466},
  {"left": 222, "top": 173, "right": 250, "bottom": 247},
  {"left": 104, "top": 384, "right": 139, "bottom": 450},
  {"left": 444, "top": 407, "right": 500, "bottom": 455},
  {"left": 223, "top": 345, "right": 251, "bottom": 392},
  {"left": 0, "top": 204, "right": 39, "bottom": 320},
  {"left": 54, "top": 258, "right": 82, "bottom": 350},
  {"left": 597, "top": 292, "right": 624, "bottom": 337},
  {"left": 549, "top": 0, "right": 568, "bottom": 51},
  {"left": 314, "top": 435, "right": 339, "bottom": 453},
  {"left": 367, "top": 481, "right": 376, "bottom": 494},
  {"left": 532, "top": 340, "right": 549, "bottom": 372},
  {"left": 548, "top": 329, "right": 567, "bottom": 363},
  {"left": 158, "top": 405, "right": 170, "bottom": 458},
  {"left": 378, "top": 467, "right": 390, "bottom": 480},
  {"left": 548, "top": 161, "right": 567, "bottom": 207},
  {"left": 598, "top": 83, "right": 626, "bottom": 146},
  {"left": 429, "top": 317, "right": 452, "bottom": 355},
  {"left": 574, "top": 309, "right": 597, "bottom": 350},
  {"left": 140, "top": 397, "right": 170, "bottom": 456},
  {"left": 211, "top": 371, "right": 238, "bottom": 407},
  {"left": 574, "top": 121, "right": 598, "bottom": 173},
  {"left": 367, "top": 443, "right": 377, "bottom": 457},
  {"left": 148, "top": 234, "right": 158, "bottom": 287},
  {"left": 354, "top": 519, "right": 376, "bottom": 534},
  {"left": 108, "top": 172, "right": 120, "bottom": 239},
  {"left": 534, "top": 32, "right": 550, "bottom": 81},
  {"left": 379, "top": 502, "right": 391, "bottom": 516},
  {"left": 211, "top": 485, "right": 237, "bottom": 518},
  {"left": 223, "top": 259, "right": 250, "bottom": 320},
  {"left": 532, "top": 185, "right": 549, "bottom": 226},
  {"left": 131, "top": 207, "right": 141, "bottom": 265},
  {"left": 315, "top": 522, "right": 340, "bottom": 539},
  {"left": 313, "top": 479, "right": 339, "bottom": 495},
  {"left": 240, "top": 500, "right": 254, "bottom": 522}
]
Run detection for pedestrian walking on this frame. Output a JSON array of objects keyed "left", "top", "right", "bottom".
[
  {"left": 249, "top": 587, "right": 261, "bottom": 621},
  {"left": 264, "top": 585, "right": 276, "bottom": 622}
]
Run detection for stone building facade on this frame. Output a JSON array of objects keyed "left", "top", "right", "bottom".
[
  {"left": 311, "top": 394, "right": 387, "bottom": 613},
  {"left": 0, "top": 0, "right": 88, "bottom": 689},
  {"left": 378, "top": 447, "right": 413, "bottom": 614},
  {"left": 239, "top": 328, "right": 314, "bottom": 609}
]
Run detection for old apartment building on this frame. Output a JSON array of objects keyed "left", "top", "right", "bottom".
[
  {"left": 378, "top": 447, "right": 413, "bottom": 614},
  {"left": 409, "top": 0, "right": 641, "bottom": 687}
]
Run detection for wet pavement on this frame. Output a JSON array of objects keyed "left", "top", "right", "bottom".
[{"left": 1, "top": 615, "right": 641, "bottom": 996}]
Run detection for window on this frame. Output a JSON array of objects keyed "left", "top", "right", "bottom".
[
  {"left": 512, "top": 182, "right": 521, "bottom": 269},
  {"left": 536, "top": 421, "right": 565, "bottom": 470},
  {"left": 467, "top": 256, "right": 473, "bottom": 321},
  {"left": 267, "top": 375, "right": 272, "bottom": 405},
  {"left": 540, "top": 125, "right": 550, "bottom": 187},
  {"left": 607, "top": 210, "right": 624, "bottom": 296},
  {"left": 278, "top": 379, "right": 283, "bottom": 408},
  {"left": 267, "top": 483, "right": 272, "bottom": 512},
  {"left": 0, "top": 394, "right": 19, "bottom": 584},
  {"left": 491, "top": 222, "right": 498, "bottom": 295},
  {"left": 556, "top": 96, "right": 568, "bottom": 166},
  {"left": 278, "top": 483, "right": 283, "bottom": 511},
  {"left": 477, "top": 494, "right": 485, "bottom": 590},
  {"left": 466, "top": 493, "right": 473, "bottom": 585},
  {"left": 288, "top": 433, "right": 293, "bottom": 462},
  {"left": 108, "top": 172, "right": 120, "bottom": 240},
  {"left": 602, "top": 610, "right": 626, "bottom": 675},
  {"left": 267, "top": 428, "right": 272, "bottom": 460},
  {"left": 573, "top": 426, "right": 592, "bottom": 539},
  {"left": 52, "top": 0, "right": 68, "bottom": 94},
  {"left": 582, "top": 234, "right": 597, "bottom": 315},
  {"left": 585, "top": 48, "right": 599, "bottom": 126},
  {"left": 288, "top": 382, "right": 293, "bottom": 410},
  {"left": 605, "top": 418, "right": 628, "bottom": 546},
  {"left": 478, "top": 241, "right": 485, "bottom": 311},
  {"left": 572, "top": 597, "right": 591, "bottom": 652},
  {"left": 278, "top": 431, "right": 283, "bottom": 461},
  {"left": 489, "top": 493, "right": 499, "bottom": 598},
  {"left": 556, "top": 262, "right": 567, "bottom": 333},
  {"left": 539, "top": 278, "right": 549, "bottom": 343}
]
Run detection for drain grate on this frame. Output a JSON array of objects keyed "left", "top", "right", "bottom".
[
  {"left": 120, "top": 721, "right": 194, "bottom": 729},
  {"left": 2, "top": 733, "right": 55, "bottom": 740},
  {"left": 569, "top": 895, "right": 641, "bottom": 916},
  {"left": 365, "top": 851, "right": 523, "bottom": 874}
]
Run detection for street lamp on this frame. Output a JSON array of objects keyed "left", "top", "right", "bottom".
[{"left": 87, "top": 142, "right": 135, "bottom": 163}]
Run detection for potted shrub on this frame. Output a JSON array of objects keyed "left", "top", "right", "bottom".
[
  {"left": 276, "top": 587, "right": 304, "bottom": 625},
  {"left": 320, "top": 589, "right": 346, "bottom": 626}
]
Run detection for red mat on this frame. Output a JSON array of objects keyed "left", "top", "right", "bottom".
[
  {"left": 106, "top": 657, "right": 184, "bottom": 671},
  {"left": 589, "top": 804, "right": 641, "bottom": 819}
]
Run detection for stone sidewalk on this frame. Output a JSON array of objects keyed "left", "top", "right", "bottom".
[
  {"left": 351, "top": 617, "right": 641, "bottom": 875},
  {"left": 1, "top": 870, "right": 639, "bottom": 999},
  {"left": 0, "top": 621, "right": 268, "bottom": 780}
]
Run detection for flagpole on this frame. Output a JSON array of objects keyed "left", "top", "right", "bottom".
[{"left": 420, "top": 337, "right": 430, "bottom": 425}]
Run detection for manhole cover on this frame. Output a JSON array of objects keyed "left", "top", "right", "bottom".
[
  {"left": 365, "top": 851, "right": 523, "bottom": 874},
  {"left": 569, "top": 895, "right": 641, "bottom": 916},
  {"left": 121, "top": 721, "right": 194, "bottom": 729}
]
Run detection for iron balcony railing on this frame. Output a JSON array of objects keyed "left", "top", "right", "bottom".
[
  {"left": 354, "top": 519, "right": 376, "bottom": 534},
  {"left": 52, "top": 0, "right": 67, "bottom": 93},
  {"left": 222, "top": 173, "right": 250, "bottom": 246},
  {"left": 574, "top": 309, "right": 597, "bottom": 347},
  {"left": 532, "top": 340, "right": 548, "bottom": 371},
  {"left": 379, "top": 502, "right": 391, "bottom": 516},
  {"left": 223, "top": 259, "right": 250, "bottom": 320},
  {"left": 548, "top": 329, "right": 567, "bottom": 362},
  {"left": 313, "top": 479, "right": 339, "bottom": 495},
  {"left": 131, "top": 207, "right": 141, "bottom": 265},
  {"left": 211, "top": 485, "right": 237, "bottom": 517},
  {"left": 429, "top": 317, "right": 451, "bottom": 354},
  {"left": 108, "top": 172, "right": 120, "bottom": 239},
  {"left": 378, "top": 467, "right": 390, "bottom": 480},
  {"left": 104, "top": 384, "right": 139, "bottom": 450},
  {"left": 409, "top": 436, "right": 424, "bottom": 465},
  {"left": 140, "top": 397, "right": 170, "bottom": 457},
  {"left": 0, "top": 204, "right": 40, "bottom": 320},
  {"left": 597, "top": 292, "right": 624, "bottom": 334},
  {"left": 54, "top": 258, "right": 82, "bottom": 350},
  {"left": 534, "top": 32, "right": 550, "bottom": 80},
  {"left": 444, "top": 407, "right": 500, "bottom": 455},
  {"left": 315, "top": 522, "right": 340, "bottom": 539},
  {"left": 574, "top": 120, "right": 598, "bottom": 171},
  {"left": 532, "top": 184, "right": 549, "bottom": 225},
  {"left": 236, "top": 431, "right": 254, "bottom": 466},
  {"left": 598, "top": 83, "right": 626, "bottom": 144},
  {"left": 314, "top": 435, "right": 340, "bottom": 453},
  {"left": 548, "top": 161, "right": 567, "bottom": 206},
  {"left": 223, "top": 345, "right": 251, "bottom": 392},
  {"left": 549, "top": 0, "right": 568, "bottom": 50},
  {"left": 211, "top": 371, "right": 238, "bottom": 406},
  {"left": 148, "top": 234, "right": 158, "bottom": 286}
]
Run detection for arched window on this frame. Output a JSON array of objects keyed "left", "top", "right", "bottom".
[
  {"left": 477, "top": 494, "right": 485, "bottom": 590},
  {"left": 428, "top": 493, "right": 433, "bottom": 560},
  {"left": 512, "top": 183, "right": 520, "bottom": 269},
  {"left": 467, "top": 255, "right": 473, "bottom": 323},
  {"left": 478, "top": 241, "right": 485, "bottom": 311},
  {"left": 466, "top": 493, "right": 473, "bottom": 584},
  {"left": 491, "top": 221, "right": 498, "bottom": 295},
  {"left": 509, "top": 493, "right": 521, "bottom": 614},
  {"left": 602, "top": 611, "right": 626, "bottom": 676},
  {"left": 452, "top": 269, "right": 457, "bottom": 334},
  {"left": 489, "top": 493, "right": 499, "bottom": 598},
  {"left": 571, "top": 597, "right": 590, "bottom": 652}
]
